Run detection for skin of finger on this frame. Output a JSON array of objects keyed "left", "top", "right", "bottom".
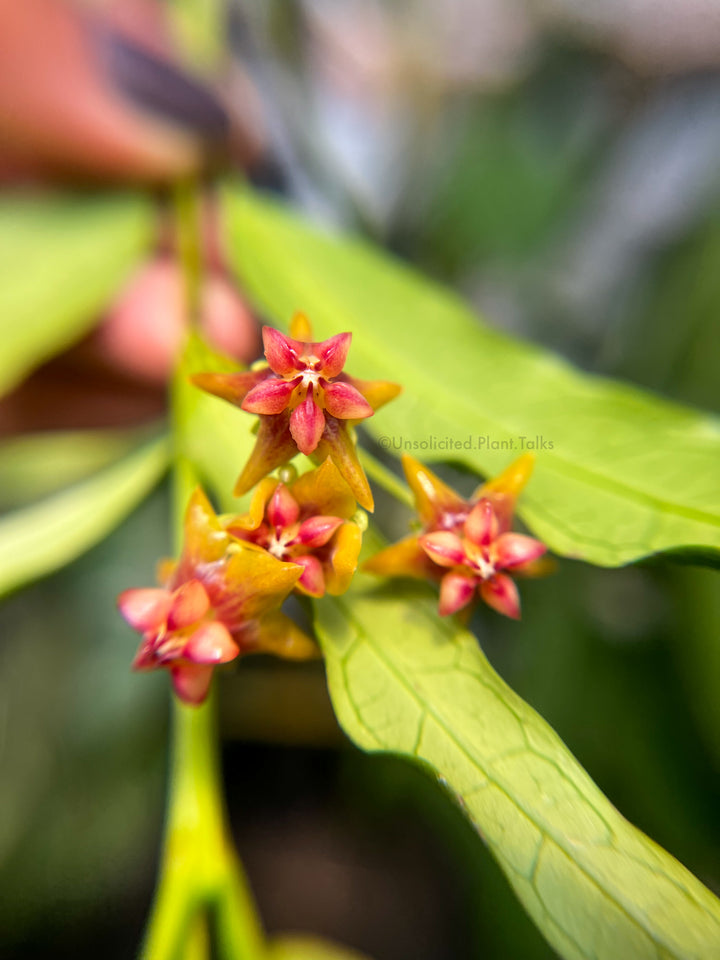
[
  {"left": 0, "top": 0, "right": 200, "bottom": 181},
  {"left": 98, "top": 257, "right": 260, "bottom": 382}
]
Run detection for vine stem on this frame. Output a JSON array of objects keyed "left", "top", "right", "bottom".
[
  {"left": 358, "top": 447, "right": 414, "bottom": 509},
  {"left": 140, "top": 682, "right": 264, "bottom": 960},
  {"left": 140, "top": 178, "right": 266, "bottom": 959}
]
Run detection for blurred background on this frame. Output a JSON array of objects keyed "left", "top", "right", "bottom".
[{"left": 1, "top": 1, "right": 719, "bottom": 957}]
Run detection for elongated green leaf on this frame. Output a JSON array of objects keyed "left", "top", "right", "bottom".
[
  {"left": 222, "top": 186, "right": 720, "bottom": 568},
  {"left": 0, "top": 437, "right": 169, "bottom": 598},
  {"left": 0, "top": 192, "right": 154, "bottom": 396},
  {"left": 313, "top": 564, "right": 720, "bottom": 960},
  {"left": 268, "top": 937, "right": 372, "bottom": 960},
  {"left": 0, "top": 426, "right": 157, "bottom": 509}
]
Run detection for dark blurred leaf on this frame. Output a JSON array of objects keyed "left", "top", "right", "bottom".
[
  {"left": 670, "top": 566, "right": 720, "bottom": 769},
  {"left": 313, "top": 549, "right": 720, "bottom": 960},
  {"left": 419, "top": 95, "right": 590, "bottom": 274},
  {"left": 0, "top": 489, "right": 169, "bottom": 946},
  {"left": 617, "top": 218, "right": 720, "bottom": 414},
  {"left": 0, "top": 436, "right": 168, "bottom": 597},
  {"left": 0, "top": 192, "right": 154, "bottom": 397},
  {"left": 222, "top": 186, "right": 720, "bottom": 568}
]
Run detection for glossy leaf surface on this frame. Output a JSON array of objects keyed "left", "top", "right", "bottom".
[
  {"left": 222, "top": 187, "right": 720, "bottom": 567},
  {"left": 313, "top": 563, "right": 720, "bottom": 960}
]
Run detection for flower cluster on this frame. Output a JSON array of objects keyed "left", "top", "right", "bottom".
[
  {"left": 118, "top": 488, "right": 316, "bottom": 704},
  {"left": 226, "top": 459, "right": 362, "bottom": 599},
  {"left": 119, "top": 315, "right": 396, "bottom": 704},
  {"left": 191, "top": 313, "right": 400, "bottom": 510},
  {"left": 119, "top": 313, "right": 549, "bottom": 704},
  {"left": 364, "top": 453, "right": 548, "bottom": 619}
]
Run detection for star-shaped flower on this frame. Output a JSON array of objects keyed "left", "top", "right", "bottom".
[
  {"left": 191, "top": 312, "right": 401, "bottom": 510},
  {"left": 226, "top": 458, "right": 362, "bottom": 598},
  {"left": 118, "top": 487, "right": 316, "bottom": 704},
  {"left": 364, "top": 453, "right": 548, "bottom": 619}
]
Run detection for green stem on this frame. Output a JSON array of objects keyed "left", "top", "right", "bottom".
[
  {"left": 174, "top": 180, "right": 203, "bottom": 331},
  {"left": 141, "top": 688, "right": 265, "bottom": 960},
  {"left": 140, "top": 180, "right": 266, "bottom": 959},
  {"left": 358, "top": 447, "right": 414, "bottom": 509}
]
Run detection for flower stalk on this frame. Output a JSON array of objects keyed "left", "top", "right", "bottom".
[
  {"left": 139, "top": 184, "right": 266, "bottom": 958},
  {"left": 140, "top": 687, "right": 264, "bottom": 960}
]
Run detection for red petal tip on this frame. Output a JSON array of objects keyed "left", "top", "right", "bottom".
[
  {"left": 464, "top": 499, "right": 498, "bottom": 547},
  {"left": 242, "top": 377, "right": 296, "bottom": 414},
  {"left": 493, "top": 533, "right": 547, "bottom": 571},
  {"left": 480, "top": 574, "right": 521, "bottom": 620},
  {"left": 118, "top": 588, "right": 172, "bottom": 632},
  {"left": 183, "top": 622, "right": 240, "bottom": 665},
  {"left": 262, "top": 326, "right": 302, "bottom": 376},
  {"left": 171, "top": 664, "right": 215, "bottom": 705},
  {"left": 293, "top": 515, "right": 344, "bottom": 548},
  {"left": 267, "top": 483, "right": 300, "bottom": 528},
  {"left": 438, "top": 572, "right": 477, "bottom": 616},
  {"left": 290, "top": 398, "right": 326, "bottom": 455},
  {"left": 294, "top": 554, "right": 326, "bottom": 597},
  {"left": 317, "top": 332, "right": 351, "bottom": 378},
  {"left": 323, "top": 381, "right": 373, "bottom": 420},
  {"left": 419, "top": 531, "right": 466, "bottom": 568},
  {"left": 167, "top": 579, "right": 210, "bottom": 631}
]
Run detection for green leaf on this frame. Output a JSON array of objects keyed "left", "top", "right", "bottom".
[
  {"left": 0, "top": 426, "right": 157, "bottom": 509},
  {"left": 268, "top": 937, "right": 373, "bottom": 960},
  {"left": 0, "top": 437, "right": 169, "bottom": 598},
  {"left": 222, "top": 186, "right": 720, "bottom": 568},
  {"left": 313, "top": 561, "right": 720, "bottom": 960},
  {"left": 173, "top": 333, "right": 258, "bottom": 513},
  {"left": 0, "top": 192, "right": 154, "bottom": 397}
]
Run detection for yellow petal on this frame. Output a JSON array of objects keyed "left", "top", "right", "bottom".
[
  {"left": 314, "top": 419, "right": 373, "bottom": 511},
  {"left": 234, "top": 413, "right": 299, "bottom": 497},
  {"left": 156, "top": 557, "right": 177, "bottom": 587},
  {"left": 229, "top": 477, "right": 278, "bottom": 531},
  {"left": 513, "top": 555, "right": 556, "bottom": 579},
  {"left": 401, "top": 455, "right": 468, "bottom": 528},
  {"left": 346, "top": 375, "right": 402, "bottom": 412},
  {"left": 474, "top": 452, "right": 535, "bottom": 500},
  {"left": 191, "top": 369, "right": 269, "bottom": 407},
  {"left": 289, "top": 311, "right": 313, "bottom": 341},
  {"left": 291, "top": 457, "right": 357, "bottom": 519},
  {"left": 473, "top": 453, "right": 535, "bottom": 531},
  {"left": 182, "top": 487, "right": 228, "bottom": 567},
  {"left": 325, "top": 521, "right": 363, "bottom": 595},
  {"left": 253, "top": 610, "right": 319, "bottom": 660},
  {"left": 220, "top": 543, "right": 303, "bottom": 622},
  {"left": 363, "top": 535, "right": 438, "bottom": 580}
]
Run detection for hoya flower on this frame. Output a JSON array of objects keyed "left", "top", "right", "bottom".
[
  {"left": 225, "top": 459, "right": 362, "bottom": 598},
  {"left": 364, "top": 453, "right": 548, "bottom": 619},
  {"left": 118, "top": 488, "right": 316, "bottom": 704},
  {"left": 192, "top": 312, "right": 401, "bottom": 511}
]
